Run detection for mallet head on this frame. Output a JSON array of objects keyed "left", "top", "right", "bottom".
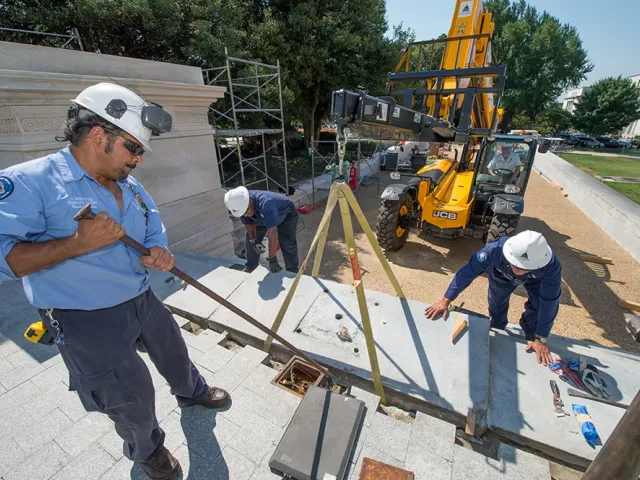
[{"left": 73, "top": 204, "right": 95, "bottom": 221}]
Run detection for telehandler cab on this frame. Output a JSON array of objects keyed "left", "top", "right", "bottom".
[{"left": 375, "top": 134, "right": 549, "bottom": 251}]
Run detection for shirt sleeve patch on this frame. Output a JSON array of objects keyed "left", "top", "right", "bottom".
[
  {"left": 0, "top": 176, "right": 14, "bottom": 200},
  {"left": 477, "top": 251, "right": 488, "bottom": 262}
]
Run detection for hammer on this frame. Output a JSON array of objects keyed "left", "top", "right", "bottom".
[{"left": 74, "top": 204, "right": 330, "bottom": 377}]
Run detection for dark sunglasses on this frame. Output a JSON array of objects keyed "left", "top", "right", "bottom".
[{"left": 104, "top": 129, "right": 145, "bottom": 156}]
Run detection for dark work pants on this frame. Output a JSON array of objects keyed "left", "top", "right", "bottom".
[
  {"left": 39, "top": 289, "right": 208, "bottom": 462},
  {"left": 487, "top": 268, "right": 539, "bottom": 336},
  {"left": 246, "top": 206, "right": 299, "bottom": 272}
]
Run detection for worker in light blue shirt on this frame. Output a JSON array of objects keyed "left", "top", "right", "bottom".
[
  {"left": 425, "top": 231, "right": 562, "bottom": 366},
  {"left": 224, "top": 186, "right": 299, "bottom": 273},
  {"left": 0, "top": 83, "right": 230, "bottom": 479}
]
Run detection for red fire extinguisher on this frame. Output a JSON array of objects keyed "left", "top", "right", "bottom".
[{"left": 348, "top": 160, "right": 358, "bottom": 190}]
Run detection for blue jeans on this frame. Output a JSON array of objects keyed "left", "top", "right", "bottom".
[
  {"left": 246, "top": 207, "right": 299, "bottom": 272},
  {"left": 39, "top": 289, "right": 208, "bottom": 462},
  {"left": 487, "top": 268, "right": 540, "bottom": 336}
]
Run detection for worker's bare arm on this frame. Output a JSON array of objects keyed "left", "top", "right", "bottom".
[
  {"left": 244, "top": 224, "right": 257, "bottom": 239},
  {"left": 6, "top": 212, "right": 125, "bottom": 278},
  {"left": 267, "top": 227, "right": 279, "bottom": 258}
]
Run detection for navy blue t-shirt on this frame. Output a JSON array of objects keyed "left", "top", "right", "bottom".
[{"left": 240, "top": 190, "right": 293, "bottom": 228}]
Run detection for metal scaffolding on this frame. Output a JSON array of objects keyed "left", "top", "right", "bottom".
[
  {"left": 0, "top": 27, "right": 84, "bottom": 50},
  {"left": 203, "top": 49, "right": 289, "bottom": 192}
]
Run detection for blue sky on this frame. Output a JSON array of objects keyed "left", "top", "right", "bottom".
[{"left": 385, "top": 0, "right": 640, "bottom": 92}]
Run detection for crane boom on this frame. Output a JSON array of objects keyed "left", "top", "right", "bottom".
[{"left": 332, "top": 0, "right": 505, "bottom": 144}]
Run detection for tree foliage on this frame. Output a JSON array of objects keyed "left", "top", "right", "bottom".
[
  {"left": 485, "top": 0, "right": 592, "bottom": 128},
  {"left": 510, "top": 104, "right": 573, "bottom": 135},
  {"left": 572, "top": 77, "right": 640, "bottom": 136}
]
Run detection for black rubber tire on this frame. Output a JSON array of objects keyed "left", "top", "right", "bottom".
[
  {"left": 486, "top": 214, "right": 519, "bottom": 244},
  {"left": 376, "top": 196, "right": 411, "bottom": 251}
]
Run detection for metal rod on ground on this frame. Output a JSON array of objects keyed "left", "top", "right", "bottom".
[
  {"left": 581, "top": 390, "right": 640, "bottom": 480},
  {"left": 73, "top": 205, "right": 331, "bottom": 379}
]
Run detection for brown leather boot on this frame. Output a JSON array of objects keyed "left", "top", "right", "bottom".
[
  {"left": 179, "top": 386, "right": 231, "bottom": 409},
  {"left": 139, "top": 446, "right": 182, "bottom": 480}
]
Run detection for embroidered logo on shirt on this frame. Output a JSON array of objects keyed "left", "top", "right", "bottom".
[
  {"left": 477, "top": 252, "right": 487, "bottom": 262},
  {"left": 68, "top": 196, "right": 98, "bottom": 209},
  {"left": 0, "top": 176, "right": 14, "bottom": 200}
]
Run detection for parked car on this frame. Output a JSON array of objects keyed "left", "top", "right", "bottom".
[
  {"left": 617, "top": 139, "right": 638, "bottom": 150},
  {"left": 574, "top": 135, "right": 603, "bottom": 148},
  {"left": 596, "top": 137, "right": 623, "bottom": 148}
]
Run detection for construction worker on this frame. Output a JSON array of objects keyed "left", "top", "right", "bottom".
[
  {"left": 224, "top": 186, "right": 299, "bottom": 273},
  {"left": 488, "top": 143, "right": 522, "bottom": 176},
  {"left": 425, "top": 231, "right": 561, "bottom": 365},
  {"left": 0, "top": 83, "right": 230, "bottom": 479}
]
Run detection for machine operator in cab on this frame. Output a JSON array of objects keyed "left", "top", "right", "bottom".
[{"left": 487, "top": 143, "right": 523, "bottom": 176}]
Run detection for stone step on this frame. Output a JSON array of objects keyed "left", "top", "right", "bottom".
[{"left": 451, "top": 443, "right": 551, "bottom": 480}]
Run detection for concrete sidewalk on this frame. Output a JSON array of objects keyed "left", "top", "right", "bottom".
[{"left": 0, "top": 278, "right": 552, "bottom": 480}]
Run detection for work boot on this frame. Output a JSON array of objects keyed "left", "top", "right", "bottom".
[
  {"left": 140, "top": 445, "right": 182, "bottom": 480},
  {"left": 179, "top": 386, "right": 231, "bottom": 409}
]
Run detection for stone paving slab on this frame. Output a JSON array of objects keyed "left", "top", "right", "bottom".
[
  {"left": 149, "top": 254, "right": 249, "bottom": 320},
  {"left": 207, "top": 265, "right": 325, "bottom": 342},
  {"left": 451, "top": 443, "right": 550, "bottom": 480},
  {"left": 489, "top": 327, "right": 640, "bottom": 465}
]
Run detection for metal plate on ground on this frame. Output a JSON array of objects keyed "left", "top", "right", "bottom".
[
  {"left": 269, "top": 385, "right": 365, "bottom": 480},
  {"left": 359, "top": 458, "right": 415, "bottom": 480}
]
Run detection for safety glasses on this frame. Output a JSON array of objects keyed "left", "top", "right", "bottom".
[{"left": 104, "top": 129, "right": 145, "bottom": 156}]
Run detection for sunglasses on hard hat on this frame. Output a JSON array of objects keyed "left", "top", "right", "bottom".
[{"left": 104, "top": 129, "right": 145, "bottom": 156}]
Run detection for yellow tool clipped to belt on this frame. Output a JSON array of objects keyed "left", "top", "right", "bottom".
[{"left": 24, "top": 320, "right": 55, "bottom": 345}]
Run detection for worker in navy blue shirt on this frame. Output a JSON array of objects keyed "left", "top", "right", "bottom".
[
  {"left": 0, "top": 83, "right": 230, "bottom": 479},
  {"left": 224, "top": 186, "right": 299, "bottom": 273},
  {"left": 425, "top": 231, "right": 562, "bottom": 365}
]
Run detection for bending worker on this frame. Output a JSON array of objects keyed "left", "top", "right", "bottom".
[
  {"left": 425, "top": 231, "right": 561, "bottom": 365},
  {"left": 0, "top": 83, "right": 230, "bottom": 480},
  {"left": 224, "top": 186, "right": 299, "bottom": 273}
]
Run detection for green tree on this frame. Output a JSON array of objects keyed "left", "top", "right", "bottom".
[
  {"left": 485, "top": 0, "right": 592, "bottom": 129},
  {"left": 572, "top": 77, "right": 640, "bottom": 136},
  {"left": 246, "top": 0, "right": 411, "bottom": 147},
  {"left": 0, "top": 0, "right": 249, "bottom": 65},
  {"left": 509, "top": 104, "right": 572, "bottom": 135}
]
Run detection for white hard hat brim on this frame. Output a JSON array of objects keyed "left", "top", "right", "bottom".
[{"left": 503, "top": 236, "right": 553, "bottom": 270}]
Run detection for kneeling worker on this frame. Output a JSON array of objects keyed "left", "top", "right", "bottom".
[
  {"left": 224, "top": 186, "right": 299, "bottom": 273},
  {"left": 425, "top": 231, "right": 561, "bottom": 365}
]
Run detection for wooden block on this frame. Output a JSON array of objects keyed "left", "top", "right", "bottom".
[
  {"left": 618, "top": 300, "right": 640, "bottom": 312},
  {"left": 452, "top": 318, "right": 468, "bottom": 343},
  {"left": 464, "top": 411, "right": 477, "bottom": 436},
  {"left": 580, "top": 254, "right": 614, "bottom": 265}
]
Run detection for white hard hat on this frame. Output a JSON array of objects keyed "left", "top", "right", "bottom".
[
  {"left": 71, "top": 83, "right": 172, "bottom": 152},
  {"left": 224, "top": 186, "right": 250, "bottom": 217},
  {"left": 503, "top": 230, "right": 552, "bottom": 270}
]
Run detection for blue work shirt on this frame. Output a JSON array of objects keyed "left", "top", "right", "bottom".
[
  {"left": 240, "top": 190, "right": 293, "bottom": 229},
  {"left": 0, "top": 147, "right": 168, "bottom": 310},
  {"left": 444, "top": 237, "right": 562, "bottom": 337}
]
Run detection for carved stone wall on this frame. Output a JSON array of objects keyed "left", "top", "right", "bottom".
[{"left": 0, "top": 41, "right": 235, "bottom": 257}]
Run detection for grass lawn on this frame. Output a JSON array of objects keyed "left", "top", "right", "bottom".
[
  {"left": 607, "top": 183, "right": 640, "bottom": 205},
  {"left": 559, "top": 153, "right": 640, "bottom": 205},
  {"left": 559, "top": 153, "right": 640, "bottom": 177}
]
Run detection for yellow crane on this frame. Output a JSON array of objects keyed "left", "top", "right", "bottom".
[{"left": 332, "top": 0, "right": 549, "bottom": 248}]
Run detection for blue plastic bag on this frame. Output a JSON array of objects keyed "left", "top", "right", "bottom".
[{"left": 572, "top": 404, "right": 600, "bottom": 447}]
